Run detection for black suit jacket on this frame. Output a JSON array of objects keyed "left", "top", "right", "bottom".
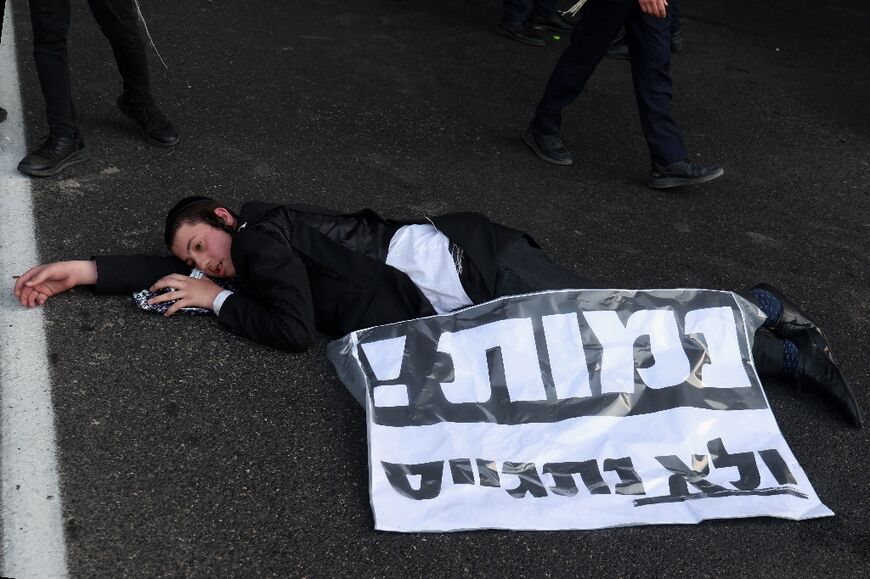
[{"left": 93, "top": 201, "right": 524, "bottom": 352}]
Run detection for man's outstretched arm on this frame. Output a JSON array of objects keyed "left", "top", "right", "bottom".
[
  {"left": 15, "top": 255, "right": 190, "bottom": 307},
  {"left": 14, "top": 260, "right": 98, "bottom": 307}
]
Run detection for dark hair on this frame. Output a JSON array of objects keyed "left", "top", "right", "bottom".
[{"left": 164, "top": 196, "right": 237, "bottom": 248}]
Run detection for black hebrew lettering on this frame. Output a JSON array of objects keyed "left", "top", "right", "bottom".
[
  {"left": 708, "top": 438, "right": 760, "bottom": 490},
  {"left": 502, "top": 462, "right": 548, "bottom": 498},
  {"left": 603, "top": 457, "right": 646, "bottom": 495},
  {"left": 656, "top": 454, "right": 728, "bottom": 497},
  {"left": 634, "top": 439, "right": 809, "bottom": 506},
  {"left": 381, "top": 461, "right": 444, "bottom": 500},
  {"left": 758, "top": 449, "right": 797, "bottom": 485},
  {"left": 477, "top": 459, "right": 501, "bottom": 487},
  {"left": 542, "top": 460, "right": 610, "bottom": 496},
  {"left": 449, "top": 459, "right": 475, "bottom": 485}
]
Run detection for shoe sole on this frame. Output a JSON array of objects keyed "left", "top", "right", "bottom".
[
  {"left": 140, "top": 131, "right": 179, "bottom": 148},
  {"left": 647, "top": 167, "right": 724, "bottom": 189},
  {"left": 497, "top": 26, "right": 545, "bottom": 47},
  {"left": 118, "top": 102, "right": 180, "bottom": 148},
  {"left": 18, "top": 146, "right": 91, "bottom": 178},
  {"left": 522, "top": 130, "right": 572, "bottom": 165}
]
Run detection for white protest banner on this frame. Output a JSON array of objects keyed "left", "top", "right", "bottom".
[{"left": 328, "top": 289, "right": 833, "bottom": 531}]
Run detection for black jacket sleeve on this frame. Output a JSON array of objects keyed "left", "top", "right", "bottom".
[
  {"left": 217, "top": 230, "right": 316, "bottom": 352},
  {"left": 92, "top": 255, "right": 190, "bottom": 294}
]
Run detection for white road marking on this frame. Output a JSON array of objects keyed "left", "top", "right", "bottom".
[{"left": 0, "top": 7, "right": 69, "bottom": 579}]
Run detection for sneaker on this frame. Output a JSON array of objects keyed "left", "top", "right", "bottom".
[
  {"left": 497, "top": 22, "right": 546, "bottom": 47},
  {"left": 117, "top": 94, "right": 179, "bottom": 147},
  {"left": 523, "top": 127, "right": 573, "bottom": 165},
  {"left": 648, "top": 160, "right": 723, "bottom": 189},
  {"left": 529, "top": 13, "right": 574, "bottom": 33},
  {"left": 17, "top": 134, "right": 91, "bottom": 178}
]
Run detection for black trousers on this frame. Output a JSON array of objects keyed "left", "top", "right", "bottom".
[
  {"left": 501, "top": 0, "right": 558, "bottom": 27},
  {"left": 532, "top": 0, "right": 687, "bottom": 166},
  {"left": 28, "top": 0, "right": 151, "bottom": 137},
  {"left": 494, "top": 238, "right": 786, "bottom": 379},
  {"left": 494, "top": 237, "right": 595, "bottom": 296}
]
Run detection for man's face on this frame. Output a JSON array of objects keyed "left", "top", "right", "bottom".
[{"left": 171, "top": 221, "right": 236, "bottom": 278}]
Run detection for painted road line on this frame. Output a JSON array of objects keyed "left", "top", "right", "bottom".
[{"left": 0, "top": 6, "right": 69, "bottom": 579}]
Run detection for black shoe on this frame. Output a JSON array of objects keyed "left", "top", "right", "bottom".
[
  {"left": 606, "top": 37, "right": 630, "bottom": 60},
  {"left": 529, "top": 13, "right": 574, "bottom": 33},
  {"left": 17, "top": 134, "right": 91, "bottom": 177},
  {"left": 117, "top": 94, "right": 179, "bottom": 147},
  {"left": 749, "top": 283, "right": 826, "bottom": 339},
  {"left": 523, "top": 127, "right": 572, "bottom": 165},
  {"left": 0, "top": 107, "right": 7, "bottom": 123},
  {"left": 670, "top": 29, "right": 685, "bottom": 53},
  {"left": 792, "top": 331, "right": 863, "bottom": 428},
  {"left": 648, "top": 160, "right": 723, "bottom": 189},
  {"left": 497, "top": 23, "right": 546, "bottom": 47}
]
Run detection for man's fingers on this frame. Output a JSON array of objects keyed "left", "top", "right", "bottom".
[
  {"left": 164, "top": 298, "right": 187, "bottom": 317},
  {"left": 16, "top": 286, "right": 32, "bottom": 307},
  {"left": 14, "top": 267, "right": 42, "bottom": 297},
  {"left": 150, "top": 274, "right": 188, "bottom": 292},
  {"left": 147, "top": 290, "right": 182, "bottom": 305},
  {"left": 26, "top": 287, "right": 42, "bottom": 308},
  {"left": 23, "top": 267, "right": 54, "bottom": 288}
]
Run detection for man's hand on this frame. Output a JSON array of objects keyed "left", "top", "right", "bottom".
[
  {"left": 14, "top": 260, "right": 98, "bottom": 307},
  {"left": 639, "top": 0, "right": 668, "bottom": 18},
  {"left": 147, "top": 274, "right": 222, "bottom": 317}
]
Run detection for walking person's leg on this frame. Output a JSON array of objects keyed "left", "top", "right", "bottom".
[
  {"left": 524, "top": 0, "right": 633, "bottom": 165},
  {"left": 18, "top": 0, "right": 91, "bottom": 177},
  {"left": 87, "top": 0, "right": 178, "bottom": 146},
  {"left": 625, "top": 6, "right": 722, "bottom": 188},
  {"left": 28, "top": 0, "right": 76, "bottom": 137}
]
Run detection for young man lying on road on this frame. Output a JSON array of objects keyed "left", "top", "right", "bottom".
[{"left": 14, "top": 197, "right": 863, "bottom": 427}]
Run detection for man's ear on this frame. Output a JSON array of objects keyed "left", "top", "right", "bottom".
[{"left": 214, "top": 207, "right": 236, "bottom": 227}]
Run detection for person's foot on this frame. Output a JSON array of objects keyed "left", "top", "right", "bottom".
[
  {"left": 17, "top": 134, "right": 91, "bottom": 177},
  {"left": 791, "top": 332, "right": 863, "bottom": 428},
  {"left": 497, "top": 22, "right": 546, "bottom": 47},
  {"left": 117, "top": 94, "right": 179, "bottom": 147},
  {"left": 0, "top": 107, "right": 7, "bottom": 123},
  {"left": 749, "top": 283, "right": 827, "bottom": 339},
  {"left": 523, "top": 127, "right": 572, "bottom": 165},
  {"left": 648, "top": 160, "right": 723, "bottom": 189},
  {"left": 606, "top": 37, "right": 630, "bottom": 60},
  {"left": 529, "top": 13, "right": 574, "bottom": 33}
]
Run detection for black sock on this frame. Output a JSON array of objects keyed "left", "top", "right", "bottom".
[
  {"left": 749, "top": 288, "right": 784, "bottom": 328},
  {"left": 782, "top": 339, "right": 799, "bottom": 376}
]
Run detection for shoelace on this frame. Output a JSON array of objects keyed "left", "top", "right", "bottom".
[{"left": 560, "top": 0, "right": 589, "bottom": 17}]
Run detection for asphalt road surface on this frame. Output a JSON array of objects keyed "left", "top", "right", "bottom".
[{"left": 1, "top": 0, "right": 868, "bottom": 576}]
